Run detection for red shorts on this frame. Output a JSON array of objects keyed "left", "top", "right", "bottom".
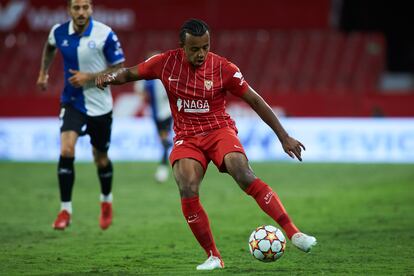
[{"left": 169, "top": 127, "right": 246, "bottom": 172}]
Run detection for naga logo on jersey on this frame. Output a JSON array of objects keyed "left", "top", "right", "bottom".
[
  {"left": 177, "top": 98, "right": 183, "bottom": 111},
  {"left": 177, "top": 98, "right": 210, "bottom": 113},
  {"left": 204, "top": 80, "right": 213, "bottom": 90},
  {"left": 233, "top": 71, "right": 245, "bottom": 86}
]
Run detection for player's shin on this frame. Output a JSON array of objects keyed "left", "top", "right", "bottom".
[
  {"left": 245, "top": 178, "right": 299, "bottom": 239},
  {"left": 181, "top": 196, "right": 221, "bottom": 258},
  {"left": 58, "top": 155, "right": 75, "bottom": 203},
  {"left": 98, "top": 160, "right": 113, "bottom": 198}
]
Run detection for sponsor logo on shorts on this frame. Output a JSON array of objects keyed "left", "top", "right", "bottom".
[{"left": 59, "top": 108, "right": 66, "bottom": 119}]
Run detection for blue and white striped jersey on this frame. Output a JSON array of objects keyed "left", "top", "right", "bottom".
[{"left": 48, "top": 18, "right": 125, "bottom": 116}]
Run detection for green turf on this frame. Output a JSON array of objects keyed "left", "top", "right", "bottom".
[{"left": 0, "top": 162, "right": 413, "bottom": 275}]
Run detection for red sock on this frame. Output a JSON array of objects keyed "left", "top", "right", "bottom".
[
  {"left": 181, "top": 196, "right": 221, "bottom": 258},
  {"left": 245, "top": 178, "right": 299, "bottom": 239}
]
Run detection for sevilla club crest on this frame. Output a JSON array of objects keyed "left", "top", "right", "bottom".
[{"left": 204, "top": 80, "right": 213, "bottom": 90}]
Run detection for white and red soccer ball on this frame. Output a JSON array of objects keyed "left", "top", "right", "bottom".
[{"left": 248, "top": 225, "right": 286, "bottom": 262}]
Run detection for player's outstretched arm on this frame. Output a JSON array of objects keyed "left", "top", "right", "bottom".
[
  {"left": 241, "top": 86, "right": 305, "bottom": 161},
  {"left": 37, "top": 42, "right": 57, "bottom": 91},
  {"left": 96, "top": 66, "right": 139, "bottom": 90},
  {"left": 68, "top": 63, "right": 124, "bottom": 88}
]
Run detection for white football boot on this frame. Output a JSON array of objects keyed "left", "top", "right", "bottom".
[
  {"left": 291, "top": 232, "right": 317, "bottom": 252},
  {"left": 196, "top": 252, "right": 224, "bottom": 270},
  {"left": 154, "top": 165, "right": 169, "bottom": 183}
]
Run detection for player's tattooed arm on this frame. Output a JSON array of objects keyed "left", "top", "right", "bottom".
[
  {"left": 37, "top": 42, "right": 57, "bottom": 90},
  {"left": 242, "top": 86, "right": 305, "bottom": 161},
  {"left": 96, "top": 66, "right": 139, "bottom": 90}
]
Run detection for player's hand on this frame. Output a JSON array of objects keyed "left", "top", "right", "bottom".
[
  {"left": 36, "top": 72, "right": 49, "bottom": 91},
  {"left": 68, "top": 69, "right": 91, "bottom": 88},
  {"left": 96, "top": 72, "right": 116, "bottom": 90},
  {"left": 281, "top": 136, "right": 305, "bottom": 161}
]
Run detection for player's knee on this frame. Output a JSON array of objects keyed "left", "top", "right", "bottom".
[
  {"left": 60, "top": 146, "right": 75, "bottom": 157},
  {"left": 175, "top": 173, "right": 201, "bottom": 198},
  {"left": 95, "top": 157, "right": 109, "bottom": 168},
  {"left": 95, "top": 158, "right": 109, "bottom": 168},
  {"left": 231, "top": 168, "right": 256, "bottom": 189},
  {"left": 179, "top": 187, "right": 199, "bottom": 198},
  {"left": 93, "top": 151, "right": 109, "bottom": 167},
  {"left": 177, "top": 180, "right": 200, "bottom": 198}
]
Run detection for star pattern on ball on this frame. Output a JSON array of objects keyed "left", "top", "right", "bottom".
[
  {"left": 266, "top": 231, "right": 278, "bottom": 243},
  {"left": 263, "top": 249, "right": 276, "bottom": 260},
  {"left": 249, "top": 225, "right": 286, "bottom": 262},
  {"left": 249, "top": 239, "right": 259, "bottom": 251},
  {"left": 256, "top": 225, "right": 265, "bottom": 231}
]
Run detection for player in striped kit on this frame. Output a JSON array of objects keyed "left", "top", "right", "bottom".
[
  {"left": 96, "top": 19, "right": 316, "bottom": 270},
  {"left": 36, "top": 0, "right": 125, "bottom": 230}
]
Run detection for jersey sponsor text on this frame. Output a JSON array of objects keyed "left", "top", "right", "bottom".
[{"left": 177, "top": 98, "right": 210, "bottom": 113}]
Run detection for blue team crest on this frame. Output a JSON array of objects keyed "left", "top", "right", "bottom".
[{"left": 88, "top": 40, "right": 96, "bottom": 49}]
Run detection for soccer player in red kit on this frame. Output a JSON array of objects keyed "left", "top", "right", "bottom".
[{"left": 96, "top": 19, "right": 317, "bottom": 270}]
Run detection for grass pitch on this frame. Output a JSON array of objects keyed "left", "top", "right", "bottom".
[{"left": 0, "top": 162, "right": 413, "bottom": 275}]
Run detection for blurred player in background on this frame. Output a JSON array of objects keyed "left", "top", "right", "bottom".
[
  {"left": 96, "top": 19, "right": 316, "bottom": 270},
  {"left": 36, "top": 0, "right": 125, "bottom": 230},
  {"left": 134, "top": 52, "right": 173, "bottom": 183}
]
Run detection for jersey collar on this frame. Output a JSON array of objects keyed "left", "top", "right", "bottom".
[{"left": 68, "top": 17, "right": 94, "bottom": 36}]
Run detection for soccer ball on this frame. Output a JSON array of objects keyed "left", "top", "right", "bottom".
[{"left": 248, "top": 225, "right": 286, "bottom": 262}]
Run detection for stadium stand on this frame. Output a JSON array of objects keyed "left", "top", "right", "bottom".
[{"left": 1, "top": 30, "right": 413, "bottom": 116}]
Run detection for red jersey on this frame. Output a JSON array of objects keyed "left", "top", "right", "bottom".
[{"left": 137, "top": 48, "right": 249, "bottom": 139}]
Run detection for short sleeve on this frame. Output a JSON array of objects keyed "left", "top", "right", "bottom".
[
  {"left": 103, "top": 31, "right": 126, "bottom": 65},
  {"left": 222, "top": 62, "right": 249, "bottom": 97},
  {"left": 47, "top": 24, "right": 60, "bottom": 47},
  {"left": 137, "top": 53, "right": 167, "bottom": 80}
]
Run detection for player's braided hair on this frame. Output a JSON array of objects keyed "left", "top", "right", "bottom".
[{"left": 179, "top": 18, "right": 210, "bottom": 45}]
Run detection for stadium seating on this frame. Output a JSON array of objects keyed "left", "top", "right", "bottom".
[
  {"left": 1, "top": 30, "right": 413, "bottom": 116},
  {"left": 0, "top": 30, "right": 385, "bottom": 95}
]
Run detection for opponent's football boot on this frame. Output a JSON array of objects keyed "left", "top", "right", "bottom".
[
  {"left": 99, "top": 202, "right": 112, "bottom": 230},
  {"left": 53, "top": 210, "right": 71, "bottom": 230}
]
